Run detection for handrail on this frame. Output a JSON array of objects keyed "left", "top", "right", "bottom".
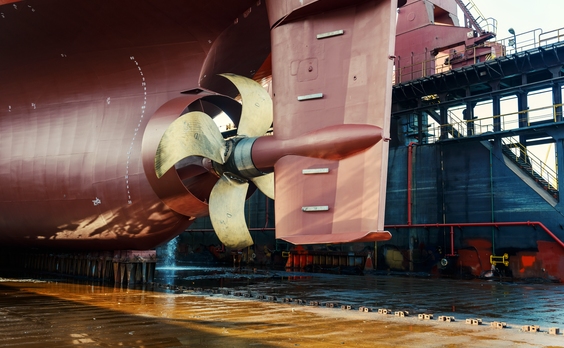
[
  {"left": 430, "top": 103, "right": 563, "bottom": 142},
  {"left": 497, "top": 28, "right": 543, "bottom": 55},
  {"left": 394, "top": 26, "right": 564, "bottom": 85},
  {"left": 501, "top": 136, "right": 558, "bottom": 190},
  {"left": 539, "top": 27, "right": 564, "bottom": 46},
  {"left": 424, "top": 103, "right": 561, "bottom": 190}
]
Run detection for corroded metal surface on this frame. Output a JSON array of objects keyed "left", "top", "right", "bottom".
[{"left": 0, "top": 275, "right": 562, "bottom": 347}]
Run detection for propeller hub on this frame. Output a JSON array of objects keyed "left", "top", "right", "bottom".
[{"left": 212, "top": 136, "right": 264, "bottom": 182}]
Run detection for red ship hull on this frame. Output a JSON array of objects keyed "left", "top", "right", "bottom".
[
  {"left": 0, "top": 0, "right": 397, "bottom": 252},
  {"left": 0, "top": 0, "right": 269, "bottom": 250}
]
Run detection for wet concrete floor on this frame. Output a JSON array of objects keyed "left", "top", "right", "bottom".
[
  {"left": 154, "top": 266, "right": 564, "bottom": 329},
  {"left": 0, "top": 267, "right": 563, "bottom": 347}
]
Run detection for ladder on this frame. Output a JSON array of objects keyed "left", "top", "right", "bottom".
[{"left": 453, "top": 0, "right": 497, "bottom": 36}]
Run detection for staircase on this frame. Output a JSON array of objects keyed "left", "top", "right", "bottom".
[
  {"left": 453, "top": 0, "right": 497, "bottom": 35},
  {"left": 426, "top": 109, "right": 467, "bottom": 140},
  {"left": 501, "top": 139, "right": 559, "bottom": 200}
]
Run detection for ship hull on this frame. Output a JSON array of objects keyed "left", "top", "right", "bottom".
[{"left": 0, "top": 0, "right": 269, "bottom": 250}]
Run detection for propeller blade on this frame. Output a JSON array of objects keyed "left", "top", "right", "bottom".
[
  {"left": 155, "top": 111, "right": 226, "bottom": 178},
  {"left": 251, "top": 173, "right": 274, "bottom": 200},
  {"left": 209, "top": 174, "right": 254, "bottom": 249},
  {"left": 219, "top": 73, "right": 272, "bottom": 137}
]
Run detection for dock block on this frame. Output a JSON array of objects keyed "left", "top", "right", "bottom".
[
  {"left": 438, "top": 316, "right": 455, "bottom": 322},
  {"left": 491, "top": 321, "right": 507, "bottom": 329},
  {"left": 522, "top": 325, "right": 540, "bottom": 332},
  {"left": 418, "top": 313, "right": 433, "bottom": 320}
]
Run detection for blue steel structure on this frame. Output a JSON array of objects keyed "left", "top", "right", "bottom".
[{"left": 386, "top": 35, "right": 564, "bottom": 279}]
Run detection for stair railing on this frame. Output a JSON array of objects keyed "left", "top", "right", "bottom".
[{"left": 501, "top": 136, "right": 558, "bottom": 191}]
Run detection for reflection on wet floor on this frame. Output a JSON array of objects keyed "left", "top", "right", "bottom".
[
  {"left": 1, "top": 266, "right": 564, "bottom": 347},
  {"left": 154, "top": 265, "right": 564, "bottom": 329}
]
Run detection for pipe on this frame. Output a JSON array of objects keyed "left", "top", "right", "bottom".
[
  {"left": 447, "top": 226, "right": 455, "bottom": 256},
  {"left": 263, "top": 195, "right": 270, "bottom": 230},
  {"left": 489, "top": 146, "right": 496, "bottom": 254},
  {"left": 407, "top": 142, "right": 417, "bottom": 225},
  {"left": 385, "top": 221, "right": 564, "bottom": 250}
]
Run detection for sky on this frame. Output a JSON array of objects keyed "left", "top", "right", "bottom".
[{"left": 467, "top": 0, "right": 563, "bottom": 42}]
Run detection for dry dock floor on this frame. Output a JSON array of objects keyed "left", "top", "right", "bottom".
[{"left": 0, "top": 279, "right": 563, "bottom": 347}]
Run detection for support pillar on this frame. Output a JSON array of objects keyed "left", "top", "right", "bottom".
[
  {"left": 142, "top": 262, "right": 147, "bottom": 284},
  {"left": 517, "top": 91, "right": 529, "bottom": 150},
  {"left": 517, "top": 91, "right": 529, "bottom": 127},
  {"left": 126, "top": 263, "right": 134, "bottom": 285},
  {"left": 113, "top": 262, "right": 121, "bottom": 283},
  {"left": 551, "top": 67, "right": 563, "bottom": 122},
  {"left": 490, "top": 80, "right": 501, "bottom": 132},
  {"left": 463, "top": 101, "right": 476, "bottom": 136},
  {"left": 439, "top": 94, "right": 449, "bottom": 140},
  {"left": 120, "top": 263, "right": 126, "bottom": 283}
]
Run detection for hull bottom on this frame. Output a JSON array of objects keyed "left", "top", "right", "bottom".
[{"left": 0, "top": 249, "right": 157, "bottom": 284}]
